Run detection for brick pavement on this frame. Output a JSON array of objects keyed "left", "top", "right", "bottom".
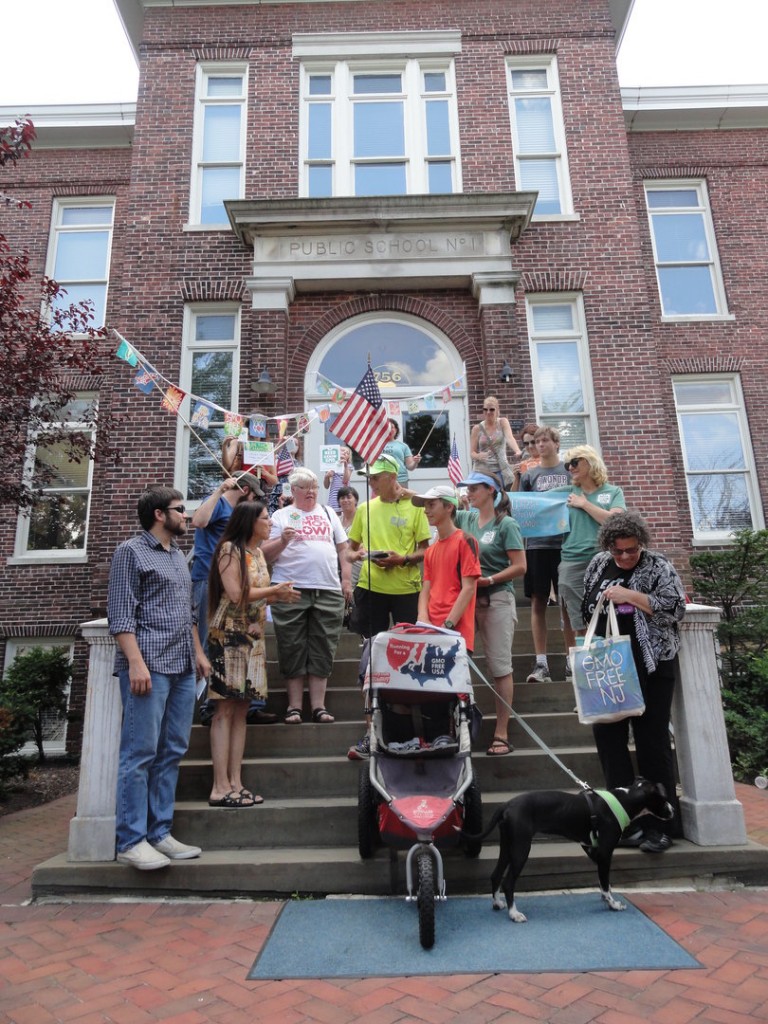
[{"left": 1, "top": 785, "right": 767, "bottom": 1023}]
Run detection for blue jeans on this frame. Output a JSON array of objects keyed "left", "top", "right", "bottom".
[{"left": 116, "top": 669, "right": 196, "bottom": 853}]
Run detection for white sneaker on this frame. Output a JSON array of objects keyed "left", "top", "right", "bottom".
[
  {"left": 526, "top": 664, "right": 552, "bottom": 684},
  {"left": 117, "top": 840, "right": 171, "bottom": 871},
  {"left": 150, "top": 835, "right": 202, "bottom": 860}
]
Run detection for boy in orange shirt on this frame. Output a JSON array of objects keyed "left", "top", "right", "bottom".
[{"left": 413, "top": 486, "right": 481, "bottom": 652}]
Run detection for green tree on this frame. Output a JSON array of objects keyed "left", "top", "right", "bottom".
[
  {"left": 0, "top": 646, "right": 72, "bottom": 763},
  {"left": 690, "top": 529, "right": 768, "bottom": 780}
]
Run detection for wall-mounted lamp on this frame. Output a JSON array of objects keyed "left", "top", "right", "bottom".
[
  {"left": 498, "top": 359, "right": 515, "bottom": 384},
  {"left": 251, "top": 368, "right": 277, "bottom": 395}
]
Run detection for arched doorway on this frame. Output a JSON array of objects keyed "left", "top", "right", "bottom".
[{"left": 305, "top": 313, "right": 469, "bottom": 493}]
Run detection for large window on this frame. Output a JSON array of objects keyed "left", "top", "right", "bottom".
[
  {"left": 506, "top": 57, "right": 572, "bottom": 217},
  {"left": 525, "top": 297, "right": 597, "bottom": 448},
  {"left": 190, "top": 64, "right": 247, "bottom": 226},
  {"left": 46, "top": 199, "right": 114, "bottom": 329},
  {"left": 645, "top": 182, "right": 729, "bottom": 318},
  {"left": 177, "top": 308, "right": 240, "bottom": 501},
  {"left": 673, "top": 376, "right": 763, "bottom": 541},
  {"left": 13, "top": 393, "right": 97, "bottom": 561},
  {"left": 300, "top": 59, "right": 460, "bottom": 197}
]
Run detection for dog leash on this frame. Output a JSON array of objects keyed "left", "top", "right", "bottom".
[{"left": 467, "top": 653, "right": 592, "bottom": 792}]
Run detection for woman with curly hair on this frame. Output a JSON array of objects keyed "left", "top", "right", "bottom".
[
  {"left": 207, "top": 501, "right": 298, "bottom": 807},
  {"left": 582, "top": 510, "right": 687, "bottom": 853},
  {"left": 555, "top": 444, "right": 625, "bottom": 650}
]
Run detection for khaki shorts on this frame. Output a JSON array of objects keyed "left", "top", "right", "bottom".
[
  {"left": 557, "top": 558, "right": 592, "bottom": 631},
  {"left": 475, "top": 588, "right": 517, "bottom": 678},
  {"left": 271, "top": 588, "right": 345, "bottom": 679}
]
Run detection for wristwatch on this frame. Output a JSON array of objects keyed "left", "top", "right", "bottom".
[{"left": 443, "top": 619, "right": 456, "bottom": 630}]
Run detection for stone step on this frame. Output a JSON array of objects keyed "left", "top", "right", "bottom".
[
  {"left": 33, "top": 839, "right": 768, "bottom": 900},
  {"left": 175, "top": 747, "right": 605, "bottom": 801},
  {"left": 186, "top": 711, "right": 586, "bottom": 759}
]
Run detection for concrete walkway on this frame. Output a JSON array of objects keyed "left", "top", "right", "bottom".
[{"left": 1, "top": 785, "right": 767, "bottom": 1023}]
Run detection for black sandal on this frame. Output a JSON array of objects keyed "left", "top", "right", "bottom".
[
  {"left": 311, "top": 707, "right": 335, "bottom": 724},
  {"left": 284, "top": 707, "right": 303, "bottom": 724}
]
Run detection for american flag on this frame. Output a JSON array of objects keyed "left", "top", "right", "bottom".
[
  {"left": 330, "top": 366, "right": 389, "bottom": 466},
  {"left": 447, "top": 434, "right": 464, "bottom": 487},
  {"left": 275, "top": 446, "right": 294, "bottom": 478}
]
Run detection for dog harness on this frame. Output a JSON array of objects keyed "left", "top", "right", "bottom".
[{"left": 585, "top": 789, "right": 631, "bottom": 848}]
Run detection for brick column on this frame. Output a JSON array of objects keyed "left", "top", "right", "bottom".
[
  {"left": 67, "top": 619, "right": 121, "bottom": 862},
  {"left": 673, "top": 604, "right": 747, "bottom": 846}
]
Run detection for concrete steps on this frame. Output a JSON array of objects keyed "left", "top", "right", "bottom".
[{"left": 32, "top": 605, "right": 768, "bottom": 898}]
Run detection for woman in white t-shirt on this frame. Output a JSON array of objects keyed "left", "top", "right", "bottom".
[{"left": 261, "top": 468, "right": 353, "bottom": 725}]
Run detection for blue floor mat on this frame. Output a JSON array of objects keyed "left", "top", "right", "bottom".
[{"left": 248, "top": 893, "right": 701, "bottom": 979}]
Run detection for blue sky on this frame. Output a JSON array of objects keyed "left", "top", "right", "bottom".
[{"left": 1, "top": 0, "right": 766, "bottom": 106}]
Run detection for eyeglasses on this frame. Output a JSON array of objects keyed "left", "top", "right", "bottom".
[
  {"left": 565, "top": 458, "right": 584, "bottom": 471},
  {"left": 610, "top": 544, "right": 641, "bottom": 558},
  {"left": 164, "top": 505, "right": 186, "bottom": 515}
]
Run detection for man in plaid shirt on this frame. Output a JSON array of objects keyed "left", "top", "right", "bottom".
[{"left": 107, "top": 485, "right": 209, "bottom": 870}]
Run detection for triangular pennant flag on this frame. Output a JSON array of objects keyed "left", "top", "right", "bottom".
[
  {"left": 387, "top": 400, "right": 401, "bottom": 416},
  {"left": 407, "top": 400, "right": 420, "bottom": 414},
  {"left": 161, "top": 385, "right": 185, "bottom": 414},
  {"left": 224, "top": 412, "right": 244, "bottom": 436},
  {"left": 278, "top": 418, "right": 288, "bottom": 439},
  {"left": 442, "top": 386, "right": 452, "bottom": 404},
  {"left": 424, "top": 394, "right": 436, "bottom": 410},
  {"left": 249, "top": 415, "right": 267, "bottom": 439},
  {"left": 116, "top": 338, "right": 139, "bottom": 367},
  {"left": 331, "top": 388, "right": 347, "bottom": 405},
  {"left": 318, "top": 404, "right": 331, "bottom": 422},
  {"left": 190, "top": 400, "right": 214, "bottom": 429},
  {"left": 133, "top": 365, "right": 157, "bottom": 394}
]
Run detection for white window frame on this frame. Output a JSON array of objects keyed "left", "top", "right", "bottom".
[
  {"left": 11, "top": 392, "right": 98, "bottom": 565},
  {"left": 672, "top": 374, "right": 763, "bottom": 543},
  {"left": 3, "top": 637, "right": 74, "bottom": 756},
  {"left": 296, "top": 32, "right": 462, "bottom": 198},
  {"left": 506, "top": 56, "right": 574, "bottom": 220},
  {"left": 188, "top": 62, "right": 248, "bottom": 228},
  {"left": 44, "top": 197, "right": 115, "bottom": 330},
  {"left": 525, "top": 294, "right": 599, "bottom": 449},
  {"left": 644, "top": 180, "right": 731, "bottom": 321},
  {"left": 176, "top": 305, "right": 241, "bottom": 504}
]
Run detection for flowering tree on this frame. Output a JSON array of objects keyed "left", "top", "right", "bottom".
[{"left": 0, "top": 118, "right": 116, "bottom": 511}]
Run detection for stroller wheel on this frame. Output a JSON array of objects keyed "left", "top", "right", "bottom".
[
  {"left": 415, "top": 848, "right": 436, "bottom": 950},
  {"left": 357, "top": 764, "right": 378, "bottom": 859},
  {"left": 462, "top": 779, "right": 483, "bottom": 858}
]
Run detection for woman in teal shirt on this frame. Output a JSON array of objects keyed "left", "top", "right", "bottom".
[{"left": 456, "top": 471, "right": 526, "bottom": 756}]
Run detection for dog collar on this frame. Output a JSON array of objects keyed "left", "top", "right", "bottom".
[{"left": 594, "top": 789, "right": 631, "bottom": 833}]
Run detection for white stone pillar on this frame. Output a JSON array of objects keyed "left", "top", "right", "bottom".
[
  {"left": 67, "top": 619, "right": 121, "bottom": 861},
  {"left": 673, "top": 603, "right": 747, "bottom": 846}
]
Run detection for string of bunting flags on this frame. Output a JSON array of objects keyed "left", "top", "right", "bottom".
[{"left": 113, "top": 330, "right": 467, "bottom": 456}]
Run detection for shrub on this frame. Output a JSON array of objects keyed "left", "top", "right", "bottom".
[
  {"left": 0, "top": 646, "right": 71, "bottom": 763},
  {"left": 690, "top": 529, "right": 768, "bottom": 782},
  {"left": 0, "top": 705, "right": 28, "bottom": 797}
]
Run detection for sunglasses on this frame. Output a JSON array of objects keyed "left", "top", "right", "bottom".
[
  {"left": 610, "top": 544, "right": 641, "bottom": 558},
  {"left": 523, "top": 439, "right": 536, "bottom": 446},
  {"left": 164, "top": 504, "right": 186, "bottom": 515},
  {"left": 483, "top": 407, "right": 497, "bottom": 412},
  {"left": 565, "top": 458, "right": 585, "bottom": 471}
]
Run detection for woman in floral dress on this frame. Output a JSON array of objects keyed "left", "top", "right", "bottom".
[{"left": 207, "top": 501, "right": 298, "bottom": 806}]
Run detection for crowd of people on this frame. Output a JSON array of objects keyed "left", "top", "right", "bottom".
[{"left": 106, "top": 399, "right": 686, "bottom": 870}]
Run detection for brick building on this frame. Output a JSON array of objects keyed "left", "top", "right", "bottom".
[{"left": 0, "top": 0, "right": 765, "bottom": 754}]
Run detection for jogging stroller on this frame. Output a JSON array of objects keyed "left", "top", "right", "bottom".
[{"left": 357, "top": 624, "right": 482, "bottom": 949}]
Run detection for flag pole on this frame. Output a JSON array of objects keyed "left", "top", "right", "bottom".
[{"left": 414, "top": 406, "right": 447, "bottom": 458}]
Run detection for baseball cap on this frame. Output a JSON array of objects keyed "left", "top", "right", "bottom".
[
  {"left": 358, "top": 453, "right": 400, "bottom": 476},
  {"left": 411, "top": 485, "right": 459, "bottom": 508},
  {"left": 235, "top": 471, "right": 265, "bottom": 497},
  {"left": 457, "top": 471, "right": 500, "bottom": 491}
]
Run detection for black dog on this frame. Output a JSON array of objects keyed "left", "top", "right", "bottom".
[{"left": 466, "top": 777, "right": 674, "bottom": 922}]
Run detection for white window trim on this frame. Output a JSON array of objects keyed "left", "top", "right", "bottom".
[
  {"left": 298, "top": 51, "right": 461, "bottom": 198},
  {"left": 506, "top": 55, "right": 574, "bottom": 219},
  {"left": 673, "top": 373, "right": 764, "bottom": 544},
  {"left": 188, "top": 61, "right": 248, "bottom": 229},
  {"left": 3, "top": 637, "right": 74, "bottom": 756},
  {"left": 645, "top": 179, "right": 731, "bottom": 321},
  {"left": 175, "top": 304, "right": 241, "bottom": 504},
  {"left": 11, "top": 393, "right": 97, "bottom": 564},
  {"left": 525, "top": 293, "right": 599, "bottom": 450},
  {"left": 44, "top": 197, "right": 115, "bottom": 332}
]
